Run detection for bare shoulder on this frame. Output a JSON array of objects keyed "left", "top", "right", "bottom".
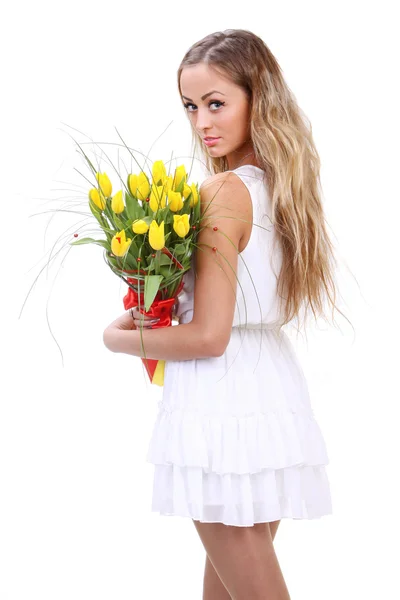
[
  {"left": 200, "top": 169, "right": 248, "bottom": 196},
  {"left": 199, "top": 170, "right": 251, "bottom": 229}
]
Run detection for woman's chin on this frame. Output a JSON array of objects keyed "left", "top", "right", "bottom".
[{"left": 206, "top": 146, "right": 224, "bottom": 156}]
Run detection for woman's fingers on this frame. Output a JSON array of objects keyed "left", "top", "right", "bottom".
[
  {"left": 130, "top": 307, "right": 153, "bottom": 320},
  {"left": 129, "top": 307, "right": 160, "bottom": 328}
]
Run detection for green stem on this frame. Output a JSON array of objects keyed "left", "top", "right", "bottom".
[{"left": 154, "top": 250, "right": 161, "bottom": 275}]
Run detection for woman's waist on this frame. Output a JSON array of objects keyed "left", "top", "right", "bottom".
[{"left": 178, "top": 309, "right": 282, "bottom": 331}]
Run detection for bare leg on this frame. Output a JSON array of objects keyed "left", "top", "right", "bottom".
[
  {"left": 194, "top": 520, "right": 290, "bottom": 600},
  {"left": 203, "top": 553, "right": 232, "bottom": 600},
  {"left": 201, "top": 520, "right": 282, "bottom": 600}
]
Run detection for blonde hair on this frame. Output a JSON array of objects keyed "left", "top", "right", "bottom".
[{"left": 177, "top": 29, "right": 342, "bottom": 328}]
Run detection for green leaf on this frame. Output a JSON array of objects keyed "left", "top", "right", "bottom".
[
  {"left": 128, "top": 238, "right": 139, "bottom": 255},
  {"left": 159, "top": 253, "right": 173, "bottom": 266},
  {"left": 70, "top": 237, "right": 109, "bottom": 250},
  {"left": 114, "top": 215, "right": 126, "bottom": 230},
  {"left": 123, "top": 253, "right": 138, "bottom": 269},
  {"left": 175, "top": 177, "right": 185, "bottom": 194},
  {"left": 172, "top": 243, "right": 186, "bottom": 255},
  {"left": 159, "top": 266, "right": 173, "bottom": 279},
  {"left": 88, "top": 199, "right": 106, "bottom": 226},
  {"left": 156, "top": 206, "right": 165, "bottom": 220},
  {"left": 146, "top": 257, "right": 155, "bottom": 271},
  {"left": 125, "top": 192, "right": 144, "bottom": 221},
  {"left": 106, "top": 254, "right": 119, "bottom": 269},
  {"left": 70, "top": 237, "right": 97, "bottom": 245},
  {"left": 181, "top": 198, "right": 192, "bottom": 216},
  {"left": 164, "top": 211, "right": 174, "bottom": 226},
  {"left": 137, "top": 251, "right": 148, "bottom": 267},
  {"left": 144, "top": 275, "right": 163, "bottom": 311}
]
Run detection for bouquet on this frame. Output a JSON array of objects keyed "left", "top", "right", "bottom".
[{"left": 71, "top": 157, "right": 201, "bottom": 386}]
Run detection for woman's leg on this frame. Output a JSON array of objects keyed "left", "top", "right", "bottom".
[
  {"left": 200, "top": 520, "right": 281, "bottom": 600},
  {"left": 194, "top": 519, "right": 290, "bottom": 600},
  {"left": 203, "top": 553, "right": 232, "bottom": 600}
]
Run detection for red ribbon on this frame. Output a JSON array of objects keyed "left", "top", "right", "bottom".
[{"left": 122, "top": 269, "right": 184, "bottom": 383}]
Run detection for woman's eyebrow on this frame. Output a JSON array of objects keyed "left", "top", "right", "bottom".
[{"left": 182, "top": 90, "right": 225, "bottom": 102}]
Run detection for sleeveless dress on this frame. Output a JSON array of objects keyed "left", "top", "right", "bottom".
[{"left": 146, "top": 164, "right": 332, "bottom": 527}]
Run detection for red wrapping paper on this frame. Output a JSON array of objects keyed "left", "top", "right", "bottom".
[{"left": 122, "top": 270, "right": 184, "bottom": 384}]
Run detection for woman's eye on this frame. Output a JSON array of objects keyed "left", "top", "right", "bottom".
[
  {"left": 210, "top": 101, "right": 224, "bottom": 110},
  {"left": 183, "top": 100, "right": 224, "bottom": 112}
]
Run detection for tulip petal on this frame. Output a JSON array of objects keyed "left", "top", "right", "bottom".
[
  {"left": 149, "top": 220, "right": 165, "bottom": 250},
  {"left": 111, "top": 190, "right": 125, "bottom": 214}
]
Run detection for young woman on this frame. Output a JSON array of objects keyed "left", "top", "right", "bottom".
[{"left": 103, "top": 29, "right": 338, "bottom": 600}]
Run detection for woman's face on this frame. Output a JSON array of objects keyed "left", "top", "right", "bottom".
[{"left": 180, "top": 63, "right": 255, "bottom": 170}]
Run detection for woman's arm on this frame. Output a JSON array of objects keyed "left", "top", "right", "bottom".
[
  {"left": 103, "top": 171, "right": 248, "bottom": 361},
  {"left": 103, "top": 315, "right": 218, "bottom": 360}
]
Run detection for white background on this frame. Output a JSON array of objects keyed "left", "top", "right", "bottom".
[{"left": 1, "top": 0, "right": 399, "bottom": 598}]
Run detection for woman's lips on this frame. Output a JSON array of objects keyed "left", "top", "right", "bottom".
[{"left": 203, "top": 137, "right": 221, "bottom": 147}]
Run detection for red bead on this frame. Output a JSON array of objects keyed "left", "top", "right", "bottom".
[
  {"left": 192, "top": 225, "right": 196, "bottom": 229},
  {"left": 137, "top": 257, "right": 141, "bottom": 262},
  {"left": 151, "top": 253, "right": 156, "bottom": 258},
  {"left": 146, "top": 197, "right": 150, "bottom": 202},
  {"left": 213, "top": 226, "right": 218, "bottom": 231},
  {"left": 212, "top": 246, "right": 217, "bottom": 252},
  {"left": 73, "top": 233, "right": 78, "bottom": 237}
]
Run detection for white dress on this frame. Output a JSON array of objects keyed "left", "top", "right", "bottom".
[{"left": 146, "top": 164, "right": 332, "bottom": 527}]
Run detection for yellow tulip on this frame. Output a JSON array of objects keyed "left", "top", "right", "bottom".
[
  {"left": 89, "top": 188, "right": 106, "bottom": 211},
  {"left": 163, "top": 174, "right": 174, "bottom": 194},
  {"left": 182, "top": 183, "right": 192, "bottom": 199},
  {"left": 137, "top": 172, "right": 151, "bottom": 200},
  {"left": 127, "top": 174, "right": 137, "bottom": 196},
  {"left": 127, "top": 172, "right": 150, "bottom": 200},
  {"left": 95, "top": 172, "right": 112, "bottom": 198},
  {"left": 149, "top": 220, "right": 165, "bottom": 250},
  {"left": 173, "top": 214, "right": 190, "bottom": 238},
  {"left": 167, "top": 190, "right": 184, "bottom": 212},
  {"left": 172, "top": 165, "right": 187, "bottom": 191},
  {"left": 111, "top": 190, "right": 124, "bottom": 214},
  {"left": 152, "top": 160, "right": 167, "bottom": 186},
  {"left": 189, "top": 183, "right": 199, "bottom": 207},
  {"left": 149, "top": 185, "right": 167, "bottom": 212},
  {"left": 111, "top": 229, "right": 132, "bottom": 257},
  {"left": 132, "top": 219, "right": 149, "bottom": 234}
]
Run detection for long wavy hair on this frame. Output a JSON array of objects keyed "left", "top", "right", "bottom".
[{"left": 177, "top": 29, "right": 342, "bottom": 328}]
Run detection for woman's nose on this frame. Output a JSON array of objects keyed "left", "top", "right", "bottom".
[{"left": 195, "top": 108, "right": 213, "bottom": 131}]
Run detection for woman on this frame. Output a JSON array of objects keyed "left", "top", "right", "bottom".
[{"left": 103, "top": 29, "right": 339, "bottom": 600}]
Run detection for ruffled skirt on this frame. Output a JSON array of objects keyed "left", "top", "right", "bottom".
[{"left": 146, "top": 326, "right": 332, "bottom": 527}]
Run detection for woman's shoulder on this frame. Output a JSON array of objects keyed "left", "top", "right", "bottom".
[
  {"left": 199, "top": 170, "right": 249, "bottom": 203},
  {"left": 197, "top": 170, "right": 252, "bottom": 237}
]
